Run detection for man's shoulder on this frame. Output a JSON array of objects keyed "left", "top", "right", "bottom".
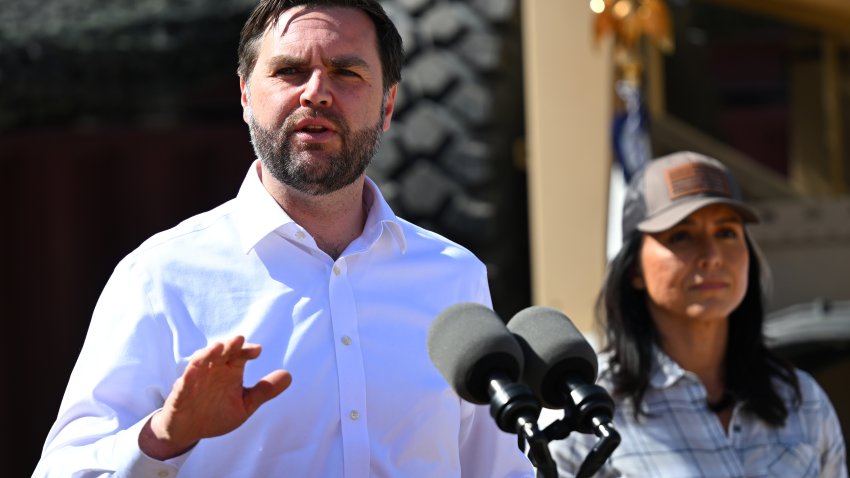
[
  {"left": 127, "top": 199, "right": 240, "bottom": 262},
  {"left": 394, "top": 216, "right": 482, "bottom": 263}
]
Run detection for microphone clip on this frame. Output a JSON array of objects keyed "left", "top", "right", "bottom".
[
  {"left": 487, "top": 373, "right": 558, "bottom": 478},
  {"left": 542, "top": 377, "right": 621, "bottom": 478},
  {"left": 562, "top": 377, "right": 616, "bottom": 435}
]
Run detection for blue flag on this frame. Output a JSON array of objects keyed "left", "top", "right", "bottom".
[{"left": 612, "top": 79, "right": 651, "bottom": 182}]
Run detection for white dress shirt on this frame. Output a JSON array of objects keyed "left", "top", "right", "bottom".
[
  {"left": 549, "top": 348, "right": 848, "bottom": 477},
  {"left": 34, "top": 161, "right": 534, "bottom": 478}
]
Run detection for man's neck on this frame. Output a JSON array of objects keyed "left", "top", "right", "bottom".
[{"left": 260, "top": 166, "right": 368, "bottom": 260}]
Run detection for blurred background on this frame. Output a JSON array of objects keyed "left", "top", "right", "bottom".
[{"left": 1, "top": 0, "right": 848, "bottom": 474}]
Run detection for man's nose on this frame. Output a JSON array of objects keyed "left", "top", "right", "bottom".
[{"left": 300, "top": 70, "right": 332, "bottom": 108}]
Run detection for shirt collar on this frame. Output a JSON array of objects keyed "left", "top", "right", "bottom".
[
  {"left": 361, "top": 176, "right": 407, "bottom": 254},
  {"left": 235, "top": 160, "right": 407, "bottom": 254},
  {"left": 648, "top": 345, "right": 692, "bottom": 390}
]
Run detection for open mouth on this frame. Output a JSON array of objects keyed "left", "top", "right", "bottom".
[{"left": 300, "top": 125, "right": 328, "bottom": 133}]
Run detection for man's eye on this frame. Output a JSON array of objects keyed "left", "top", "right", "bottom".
[
  {"left": 275, "top": 67, "right": 299, "bottom": 76},
  {"left": 336, "top": 69, "right": 358, "bottom": 77}
]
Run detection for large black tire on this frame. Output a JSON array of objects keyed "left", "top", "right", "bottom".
[{"left": 370, "top": 0, "right": 529, "bottom": 318}]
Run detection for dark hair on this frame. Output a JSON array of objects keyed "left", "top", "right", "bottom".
[
  {"left": 237, "top": 0, "right": 404, "bottom": 93},
  {"left": 598, "top": 230, "right": 801, "bottom": 426}
]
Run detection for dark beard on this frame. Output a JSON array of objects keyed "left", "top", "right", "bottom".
[{"left": 248, "top": 107, "right": 383, "bottom": 196}]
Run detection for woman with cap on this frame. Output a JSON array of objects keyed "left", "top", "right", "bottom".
[{"left": 550, "top": 151, "right": 847, "bottom": 477}]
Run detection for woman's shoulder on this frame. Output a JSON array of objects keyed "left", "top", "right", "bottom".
[
  {"left": 770, "top": 368, "right": 842, "bottom": 428},
  {"left": 788, "top": 368, "right": 835, "bottom": 409}
]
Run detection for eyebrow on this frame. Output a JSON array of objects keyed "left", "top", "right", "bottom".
[
  {"left": 266, "top": 54, "right": 371, "bottom": 71},
  {"left": 328, "top": 55, "right": 371, "bottom": 71}
]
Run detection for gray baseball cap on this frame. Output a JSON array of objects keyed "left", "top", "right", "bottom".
[{"left": 621, "top": 151, "right": 759, "bottom": 239}]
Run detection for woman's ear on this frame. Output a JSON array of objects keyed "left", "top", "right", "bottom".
[{"left": 632, "top": 265, "right": 646, "bottom": 290}]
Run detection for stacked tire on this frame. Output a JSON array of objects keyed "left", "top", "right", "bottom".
[{"left": 370, "top": 0, "right": 529, "bottom": 317}]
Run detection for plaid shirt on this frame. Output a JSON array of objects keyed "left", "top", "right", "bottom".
[{"left": 548, "top": 348, "right": 848, "bottom": 477}]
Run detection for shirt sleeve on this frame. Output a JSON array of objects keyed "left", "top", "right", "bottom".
[
  {"left": 33, "top": 257, "right": 188, "bottom": 477},
  {"left": 458, "top": 400, "right": 535, "bottom": 477},
  {"left": 808, "top": 373, "right": 849, "bottom": 478}
]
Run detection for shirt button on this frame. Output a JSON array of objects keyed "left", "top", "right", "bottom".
[
  {"left": 157, "top": 471, "right": 171, "bottom": 478},
  {"left": 349, "top": 410, "right": 360, "bottom": 421},
  {"left": 333, "top": 265, "right": 341, "bottom": 276},
  {"left": 341, "top": 336, "right": 352, "bottom": 346},
  {"left": 295, "top": 231, "right": 306, "bottom": 240}
]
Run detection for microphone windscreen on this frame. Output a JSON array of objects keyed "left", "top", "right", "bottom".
[
  {"left": 427, "top": 302, "right": 523, "bottom": 404},
  {"left": 507, "top": 306, "right": 598, "bottom": 408}
]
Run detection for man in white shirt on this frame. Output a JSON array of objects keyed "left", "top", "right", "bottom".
[{"left": 33, "top": 1, "right": 534, "bottom": 476}]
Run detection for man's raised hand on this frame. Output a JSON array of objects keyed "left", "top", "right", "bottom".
[{"left": 139, "top": 335, "right": 292, "bottom": 460}]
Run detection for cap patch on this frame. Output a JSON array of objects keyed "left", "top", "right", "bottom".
[{"left": 665, "top": 163, "right": 731, "bottom": 200}]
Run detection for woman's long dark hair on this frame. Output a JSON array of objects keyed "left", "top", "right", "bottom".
[{"left": 599, "top": 230, "right": 801, "bottom": 426}]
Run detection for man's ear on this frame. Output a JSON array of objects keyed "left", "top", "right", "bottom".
[
  {"left": 382, "top": 84, "right": 398, "bottom": 132},
  {"left": 240, "top": 77, "right": 251, "bottom": 124}
]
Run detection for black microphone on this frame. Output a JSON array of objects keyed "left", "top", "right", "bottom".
[
  {"left": 507, "top": 306, "right": 620, "bottom": 478},
  {"left": 427, "top": 302, "right": 541, "bottom": 433},
  {"left": 427, "top": 302, "right": 556, "bottom": 478}
]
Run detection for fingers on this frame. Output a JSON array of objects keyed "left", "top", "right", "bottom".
[
  {"left": 182, "top": 336, "right": 289, "bottom": 416},
  {"left": 189, "top": 336, "right": 262, "bottom": 368},
  {"left": 217, "top": 335, "right": 259, "bottom": 363},
  {"left": 220, "top": 335, "right": 246, "bottom": 356},
  {"left": 243, "top": 370, "right": 293, "bottom": 414}
]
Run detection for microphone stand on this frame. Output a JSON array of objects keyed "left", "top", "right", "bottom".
[
  {"left": 487, "top": 373, "right": 557, "bottom": 478},
  {"left": 539, "top": 376, "right": 621, "bottom": 478}
]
